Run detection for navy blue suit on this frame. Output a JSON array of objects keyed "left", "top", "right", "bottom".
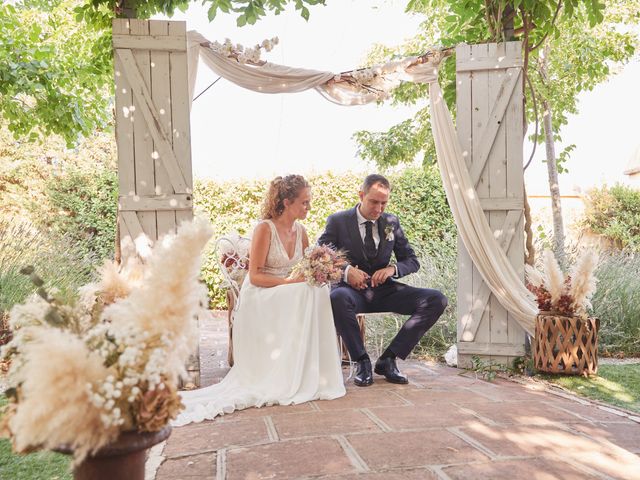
[{"left": 318, "top": 206, "right": 447, "bottom": 360}]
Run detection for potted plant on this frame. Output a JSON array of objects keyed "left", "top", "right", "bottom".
[
  {"left": 526, "top": 249, "right": 600, "bottom": 376},
  {"left": 0, "top": 219, "right": 212, "bottom": 479}
]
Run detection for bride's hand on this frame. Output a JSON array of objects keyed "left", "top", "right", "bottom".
[{"left": 285, "top": 273, "right": 306, "bottom": 284}]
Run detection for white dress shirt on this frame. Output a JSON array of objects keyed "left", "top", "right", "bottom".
[{"left": 343, "top": 205, "right": 397, "bottom": 282}]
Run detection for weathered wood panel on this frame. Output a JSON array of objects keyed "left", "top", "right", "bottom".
[
  {"left": 112, "top": 19, "right": 198, "bottom": 385},
  {"left": 456, "top": 42, "right": 526, "bottom": 367},
  {"left": 169, "top": 21, "right": 194, "bottom": 230}
]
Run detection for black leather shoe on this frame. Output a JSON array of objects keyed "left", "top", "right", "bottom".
[
  {"left": 354, "top": 358, "right": 373, "bottom": 387},
  {"left": 374, "top": 357, "right": 409, "bottom": 384}
]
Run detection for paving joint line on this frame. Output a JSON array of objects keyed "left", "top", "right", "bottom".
[
  {"left": 216, "top": 448, "right": 226, "bottom": 480},
  {"left": 430, "top": 465, "right": 454, "bottom": 480},
  {"left": 144, "top": 439, "right": 166, "bottom": 480},
  {"left": 446, "top": 426, "right": 499, "bottom": 460},
  {"left": 456, "top": 405, "right": 500, "bottom": 426},
  {"left": 543, "top": 452, "right": 617, "bottom": 480},
  {"left": 408, "top": 379, "right": 426, "bottom": 389},
  {"left": 332, "top": 434, "right": 370, "bottom": 473},
  {"left": 264, "top": 415, "right": 280, "bottom": 442},
  {"left": 387, "top": 389, "right": 414, "bottom": 406},
  {"left": 462, "top": 385, "right": 504, "bottom": 401},
  {"left": 359, "top": 408, "right": 393, "bottom": 432},
  {"left": 164, "top": 438, "right": 275, "bottom": 460},
  {"left": 409, "top": 362, "right": 440, "bottom": 375}
]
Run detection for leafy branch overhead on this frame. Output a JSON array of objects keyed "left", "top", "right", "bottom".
[
  {"left": 0, "top": 0, "right": 326, "bottom": 146},
  {"left": 354, "top": 0, "right": 638, "bottom": 169}
]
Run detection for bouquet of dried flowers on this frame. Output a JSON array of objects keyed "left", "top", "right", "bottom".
[
  {"left": 0, "top": 219, "right": 212, "bottom": 463},
  {"left": 525, "top": 249, "right": 599, "bottom": 317},
  {"left": 290, "top": 245, "right": 347, "bottom": 287}
]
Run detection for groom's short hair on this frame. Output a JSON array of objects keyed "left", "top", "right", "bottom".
[{"left": 361, "top": 174, "right": 391, "bottom": 194}]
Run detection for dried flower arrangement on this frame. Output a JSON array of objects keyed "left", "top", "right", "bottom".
[
  {"left": 291, "top": 244, "right": 347, "bottom": 287},
  {"left": 0, "top": 219, "right": 212, "bottom": 463},
  {"left": 526, "top": 249, "right": 599, "bottom": 317}
]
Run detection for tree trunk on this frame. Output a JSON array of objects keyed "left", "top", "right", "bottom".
[
  {"left": 540, "top": 44, "right": 565, "bottom": 263},
  {"left": 116, "top": 0, "right": 137, "bottom": 18},
  {"left": 542, "top": 98, "right": 565, "bottom": 262},
  {"left": 501, "top": 4, "right": 515, "bottom": 41},
  {"left": 523, "top": 186, "right": 535, "bottom": 265}
]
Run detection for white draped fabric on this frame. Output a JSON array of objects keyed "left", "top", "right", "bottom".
[
  {"left": 186, "top": 31, "right": 537, "bottom": 334},
  {"left": 427, "top": 82, "right": 537, "bottom": 332}
]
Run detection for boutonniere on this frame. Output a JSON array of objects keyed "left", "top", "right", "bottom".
[{"left": 384, "top": 224, "right": 394, "bottom": 241}]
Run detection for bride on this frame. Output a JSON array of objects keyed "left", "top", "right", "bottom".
[{"left": 174, "top": 175, "right": 346, "bottom": 426}]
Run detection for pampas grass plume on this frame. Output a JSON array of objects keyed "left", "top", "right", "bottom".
[
  {"left": 570, "top": 250, "right": 599, "bottom": 315},
  {"left": 103, "top": 217, "right": 213, "bottom": 383},
  {"left": 525, "top": 264, "right": 545, "bottom": 288},
  {"left": 543, "top": 249, "right": 565, "bottom": 304},
  {"left": 96, "top": 260, "right": 135, "bottom": 305},
  {"left": 8, "top": 328, "right": 117, "bottom": 463}
]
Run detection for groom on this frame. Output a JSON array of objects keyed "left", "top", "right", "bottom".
[{"left": 318, "top": 174, "right": 448, "bottom": 386}]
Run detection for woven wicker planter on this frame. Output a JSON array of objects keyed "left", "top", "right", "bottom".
[{"left": 534, "top": 312, "right": 599, "bottom": 376}]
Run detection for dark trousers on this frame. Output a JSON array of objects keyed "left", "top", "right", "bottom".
[{"left": 330, "top": 281, "right": 448, "bottom": 360}]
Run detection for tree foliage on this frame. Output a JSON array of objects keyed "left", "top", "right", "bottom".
[
  {"left": 1, "top": 119, "right": 118, "bottom": 259},
  {"left": 528, "top": 3, "right": 638, "bottom": 159},
  {"left": 354, "top": 0, "right": 638, "bottom": 169},
  {"left": 1, "top": 0, "right": 326, "bottom": 147},
  {"left": 0, "top": 0, "right": 113, "bottom": 147}
]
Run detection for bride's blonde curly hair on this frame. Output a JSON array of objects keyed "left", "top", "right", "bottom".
[{"left": 261, "top": 175, "right": 310, "bottom": 219}]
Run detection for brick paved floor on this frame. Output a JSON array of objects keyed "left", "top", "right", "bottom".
[{"left": 147, "top": 312, "right": 640, "bottom": 480}]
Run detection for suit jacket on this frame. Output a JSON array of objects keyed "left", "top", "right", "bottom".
[{"left": 318, "top": 206, "right": 419, "bottom": 279}]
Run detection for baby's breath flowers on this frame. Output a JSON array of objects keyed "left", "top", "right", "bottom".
[
  {"left": 0, "top": 218, "right": 212, "bottom": 463},
  {"left": 208, "top": 36, "right": 279, "bottom": 64}
]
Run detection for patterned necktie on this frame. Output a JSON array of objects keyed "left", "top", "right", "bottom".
[{"left": 363, "top": 221, "right": 377, "bottom": 259}]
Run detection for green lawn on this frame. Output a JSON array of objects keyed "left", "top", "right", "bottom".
[
  {"left": 0, "top": 395, "right": 72, "bottom": 480},
  {"left": 540, "top": 364, "right": 640, "bottom": 413}
]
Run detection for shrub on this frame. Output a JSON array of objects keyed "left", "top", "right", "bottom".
[
  {"left": 387, "top": 166, "right": 456, "bottom": 258},
  {"left": 582, "top": 184, "right": 640, "bottom": 251},
  {"left": 194, "top": 166, "right": 456, "bottom": 308},
  {"left": 43, "top": 167, "right": 118, "bottom": 260},
  {"left": 591, "top": 250, "right": 640, "bottom": 356}
]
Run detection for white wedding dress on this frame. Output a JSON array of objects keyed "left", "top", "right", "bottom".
[{"left": 174, "top": 220, "right": 346, "bottom": 426}]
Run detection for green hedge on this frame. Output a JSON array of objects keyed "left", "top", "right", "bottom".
[
  {"left": 10, "top": 163, "right": 455, "bottom": 311},
  {"left": 43, "top": 167, "right": 118, "bottom": 261},
  {"left": 582, "top": 184, "right": 640, "bottom": 251},
  {"left": 195, "top": 166, "right": 456, "bottom": 308}
]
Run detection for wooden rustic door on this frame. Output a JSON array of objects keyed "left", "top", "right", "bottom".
[
  {"left": 113, "top": 19, "right": 199, "bottom": 386},
  {"left": 456, "top": 42, "right": 526, "bottom": 367},
  {"left": 113, "top": 19, "right": 193, "bottom": 254}
]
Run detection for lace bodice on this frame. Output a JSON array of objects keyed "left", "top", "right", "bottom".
[{"left": 260, "top": 220, "right": 303, "bottom": 278}]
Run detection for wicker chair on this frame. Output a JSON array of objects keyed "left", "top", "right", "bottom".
[{"left": 216, "top": 234, "right": 251, "bottom": 367}]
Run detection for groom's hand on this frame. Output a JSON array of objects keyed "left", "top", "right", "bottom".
[
  {"left": 347, "top": 266, "right": 370, "bottom": 290},
  {"left": 370, "top": 266, "right": 395, "bottom": 287}
]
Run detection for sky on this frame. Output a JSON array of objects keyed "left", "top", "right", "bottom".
[{"left": 155, "top": 0, "right": 640, "bottom": 195}]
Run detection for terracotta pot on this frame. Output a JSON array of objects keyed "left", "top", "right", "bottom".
[
  {"left": 57, "top": 426, "right": 171, "bottom": 480},
  {"left": 534, "top": 312, "right": 599, "bottom": 376}
]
